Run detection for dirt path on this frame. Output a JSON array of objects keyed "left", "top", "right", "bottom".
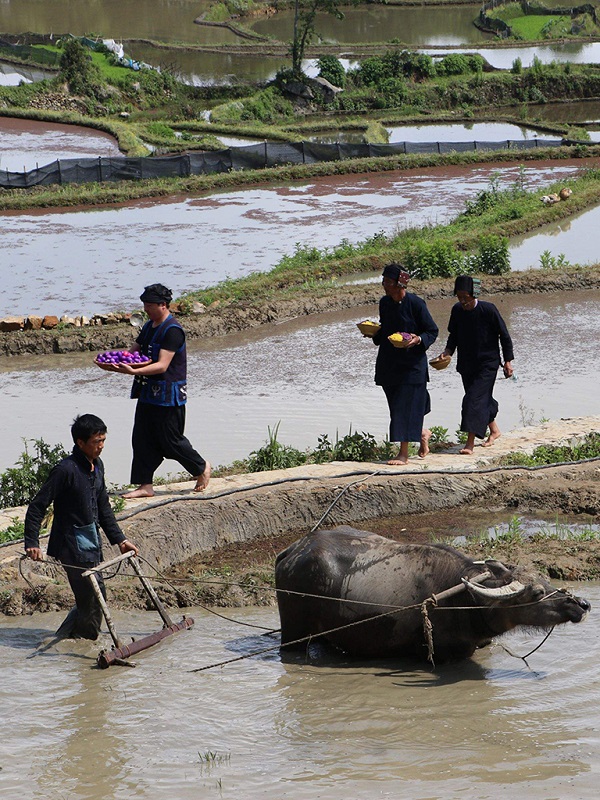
[{"left": 2, "top": 415, "right": 599, "bottom": 617}]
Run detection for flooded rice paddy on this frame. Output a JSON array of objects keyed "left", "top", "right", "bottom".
[
  {"left": 2, "top": 158, "right": 596, "bottom": 319},
  {"left": 2, "top": 289, "right": 599, "bottom": 484},
  {"left": 6, "top": 0, "right": 600, "bottom": 87},
  {"left": 0, "top": 117, "right": 123, "bottom": 172},
  {"left": 1, "top": 583, "right": 599, "bottom": 800},
  {"left": 307, "top": 122, "right": 561, "bottom": 144}
]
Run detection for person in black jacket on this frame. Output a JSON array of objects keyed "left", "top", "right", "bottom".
[
  {"left": 25, "top": 414, "right": 138, "bottom": 640},
  {"left": 371, "top": 264, "right": 439, "bottom": 465},
  {"left": 439, "top": 275, "right": 514, "bottom": 455}
]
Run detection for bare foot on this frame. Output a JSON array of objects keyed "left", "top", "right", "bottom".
[
  {"left": 387, "top": 458, "right": 408, "bottom": 466},
  {"left": 482, "top": 431, "right": 501, "bottom": 448},
  {"left": 459, "top": 447, "right": 474, "bottom": 456},
  {"left": 418, "top": 429, "right": 431, "bottom": 459},
  {"left": 122, "top": 485, "right": 155, "bottom": 499},
  {"left": 193, "top": 461, "right": 211, "bottom": 492}
]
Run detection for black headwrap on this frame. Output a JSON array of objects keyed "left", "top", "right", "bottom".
[
  {"left": 382, "top": 263, "right": 410, "bottom": 287},
  {"left": 140, "top": 283, "right": 173, "bottom": 304},
  {"left": 453, "top": 275, "right": 481, "bottom": 297}
]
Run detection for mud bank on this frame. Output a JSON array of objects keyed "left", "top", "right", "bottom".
[
  {"left": 2, "top": 266, "right": 600, "bottom": 358},
  {"left": 2, "top": 416, "right": 599, "bottom": 617}
]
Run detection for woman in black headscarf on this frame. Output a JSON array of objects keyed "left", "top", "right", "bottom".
[
  {"left": 439, "top": 275, "right": 514, "bottom": 455},
  {"left": 372, "top": 264, "right": 438, "bottom": 465}
]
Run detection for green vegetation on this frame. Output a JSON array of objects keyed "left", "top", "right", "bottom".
[
  {"left": 217, "top": 425, "right": 409, "bottom": 474},
  {"left": 246, "top": 423, "right": 307, "bottom": 471},
  {"left": 0, "top": 517, "right": 25, "bottom": 545},
  {"left": 500, "top": 432, "right": 600, "bottom": 466},
  {"left": 0, "top": 438, "right": 68, "bottom": 510},
  {"left": 486, "top": 1, "right": 600, "bottom": 40},
  {"left": 463, "top": 515, "right": 600, "bottom": 554},
  {"left": 509, "top": 15, "right": 567, "bottom": 39}
]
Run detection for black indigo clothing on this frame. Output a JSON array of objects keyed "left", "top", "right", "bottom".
[
  {"left": 384, "top": 383, "right": 432, "bottom": 443},
  {"left": 445, "top": 300, "right": 514, "bottom": 439},
  {"left": 373, "top": 292, "right": 438, "bottom": 442},
  {"left": 24, "top": 446, "right": 125, "bottom": 640},
  {"left": 130, "top": 403, "right": 206, "bottom": 485},
  {"left": 24, "top": 446, "right": 125, "bottom": 557}
]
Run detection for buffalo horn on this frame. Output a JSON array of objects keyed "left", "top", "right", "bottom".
[{"left": 461, "top": 576, "right": 527, "bottom": 599}]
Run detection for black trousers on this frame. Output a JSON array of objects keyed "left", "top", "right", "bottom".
[
  {"left": 55, "top": 548, "right": 106, "bottom": 640},
  {"left": 131, "top": 402, "right": 206, "bottom": 485}
]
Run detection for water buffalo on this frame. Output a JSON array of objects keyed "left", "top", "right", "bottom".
[{"left": 275, "top": 526, "right": 590, "bottom": 662}]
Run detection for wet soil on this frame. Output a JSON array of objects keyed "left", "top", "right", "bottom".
[
  {"left": 4, "top": 461, "right": 599, "bottom": 618},
  {"left": 3, "top": 265, "right": 600, "bottom": 358}
]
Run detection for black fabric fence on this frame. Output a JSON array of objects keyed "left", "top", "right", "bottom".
[
  {"left": 0, "top": 42, "right": 61, "bottom": 66},
  {"left": 0, "top": 138, "right": 569, "bottom": 189}
]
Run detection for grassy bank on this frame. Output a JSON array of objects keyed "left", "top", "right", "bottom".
[{"left": 178, "top": 164, "right": 600, "bottom": 308}]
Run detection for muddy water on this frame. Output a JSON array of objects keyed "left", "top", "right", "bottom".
[
  {"left": 509, "top": 203, "right": 600, "bottom": 269},
  {"left": 251, "top": 6, "right": 489, "bottom": 45},
  {"left": 1, "top": 159, "right": 594, "bottom": 318},
  {"left": 0, "top": 62, "right": 50, "bottom": 86},
  {"left": 0, "top": 584, "right": 598, "bottom": 800},
  {"left": 307, "top": 121, "right": 559, "bottom": 144},
  {"left": 2, "top": 289, "right": 599, "bottom": 484},
  {"left": 0, "top": 117, "right": 122, "bottom": 172},
  {"left": 0, "top": 0, "right": 230, "bottom": 45}
]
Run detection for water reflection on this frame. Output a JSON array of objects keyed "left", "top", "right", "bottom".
[
  {"left": 510, "top": 204, "right": 600, "bottom": 269},
  {"left": 385, "top": 122, "right": 558, "bottom": 142},
  {"left": 0, "top": 62, "right": 50, "bottom": 85},
  {"left": 438, "top": 42, "right": 600, "bottom": 69},
  {"left": 0, "top": 117, "right": 122, "bottom": 172},
  {"left": 0, "top": 160, "right": 589, "bottom": 318},
  {"left": 308, "top": 122, "right": 560, "bottom": 144},
  {"left": 251, "top": 6, "right": 490, "bottom": 46}
]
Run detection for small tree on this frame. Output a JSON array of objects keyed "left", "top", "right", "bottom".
[
  {"left": 317, "top": 55, "right": 345, "bottom": 88},
  {"left": 59, "top": 38, "right": 101, "bottom": 96},
  {"left": 291, "top": 0, "right": 344, "bottom": 78}
]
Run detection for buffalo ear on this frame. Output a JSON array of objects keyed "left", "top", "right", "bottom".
[
  {"left": 483, "top": 559, "right": 513, "bottom": 580},
  {"left": 531, "top": 584, "right": 545, "bottom": 600}
]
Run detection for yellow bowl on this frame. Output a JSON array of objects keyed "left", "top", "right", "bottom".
[
  {"left": 388, "top": 332, "right": 413, "bottom": 348},
  {"left": 357, "top": 320, "right": 381, "bottom": 337},
  {"left": 429, "top": 354, "right": 451, "bottom": 370}
]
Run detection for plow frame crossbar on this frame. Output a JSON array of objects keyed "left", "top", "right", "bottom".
[{"left": 82, "top": 552, "right": 194, "bottom": 668}]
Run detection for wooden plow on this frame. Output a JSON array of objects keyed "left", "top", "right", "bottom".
[{"left": 82, "top": 551, "right": 194, "bottom": 669}]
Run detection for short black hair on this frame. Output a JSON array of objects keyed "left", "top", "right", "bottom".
[{"left": 71, "top": 414, "right": 107, "bottom": 444}]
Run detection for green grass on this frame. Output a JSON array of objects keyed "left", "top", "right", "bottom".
[
  {"left": 509, "top": 15, "right": 566, "bottom": 38},
  {"left": 500, "top": 431, "right": 600, "bottom": 466}
]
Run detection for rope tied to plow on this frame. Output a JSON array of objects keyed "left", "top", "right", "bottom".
[{"left": 421, "top": 597, "right": 436, "bottom": 666}]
